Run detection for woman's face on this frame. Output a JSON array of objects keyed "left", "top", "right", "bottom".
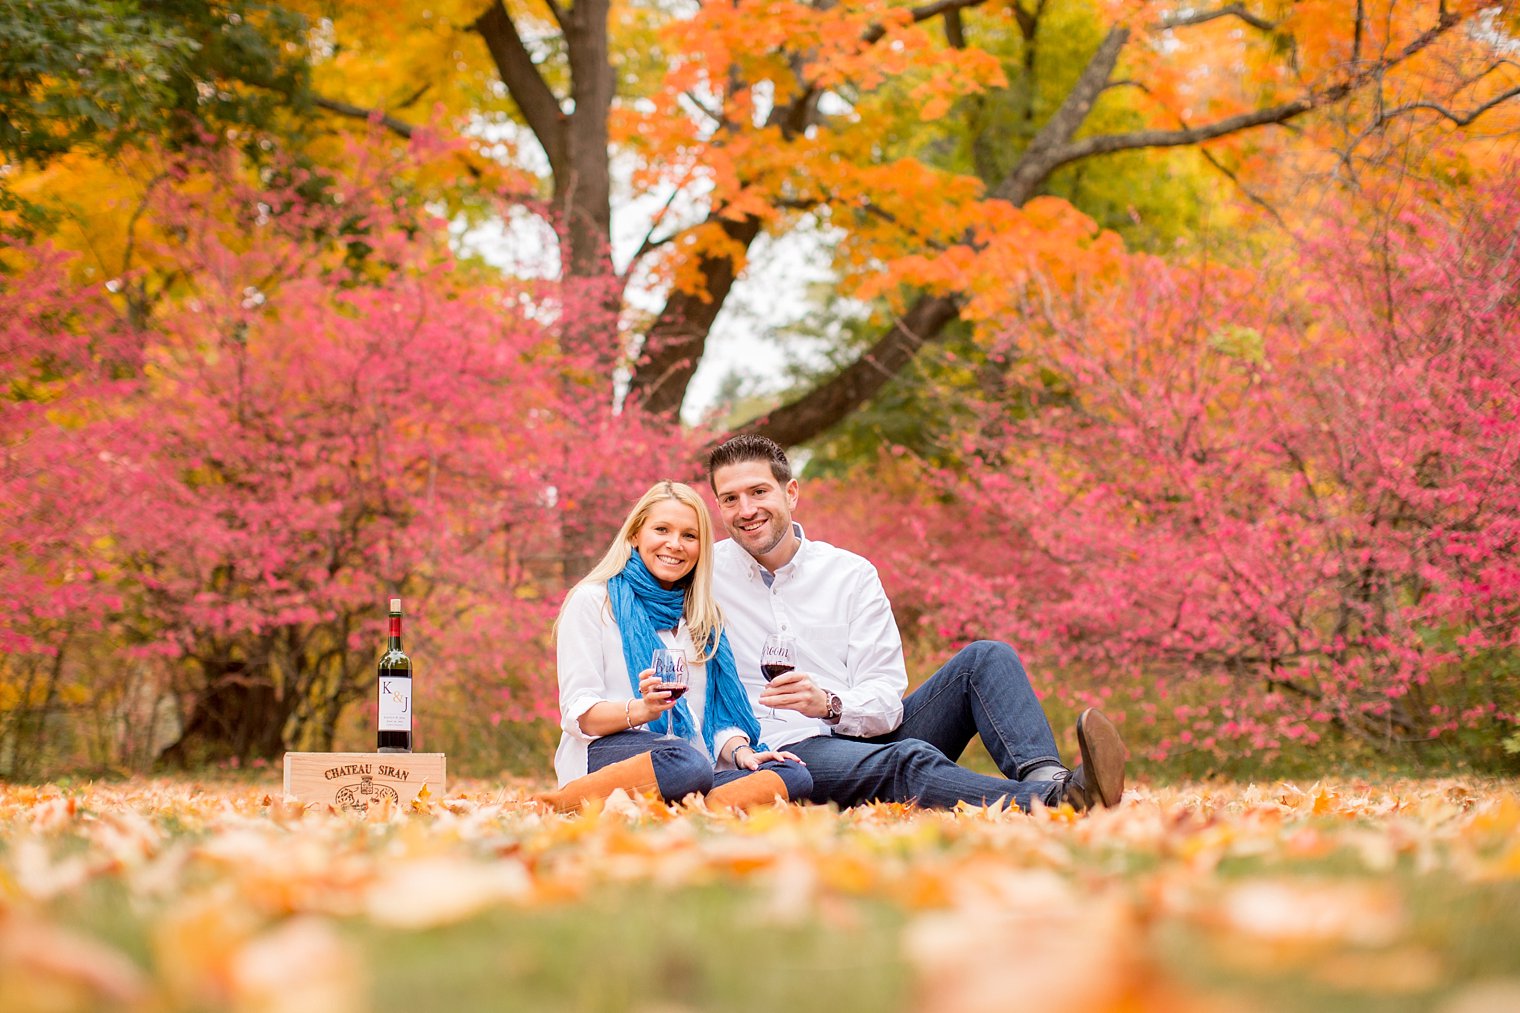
[{"left": 633, "top": 499, "right": 701, "bottom": 589}]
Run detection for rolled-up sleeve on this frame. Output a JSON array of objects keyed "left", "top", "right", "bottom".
[
  {"left": 556, "top": 587, "right": 620, "bottom": 741},
  {"left": 711, "top": 726, "right": 748, "bottom": 769},
  {"left": 832, "top": 566, "right": 907, "bottom": 738}
]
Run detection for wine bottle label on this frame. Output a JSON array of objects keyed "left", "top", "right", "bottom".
[{"left": 378, "top": 677, "right": 412, "bottom": 731}]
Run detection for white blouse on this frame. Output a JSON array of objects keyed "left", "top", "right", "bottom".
[{"left": 552, "top": 582, "right": 746, "bottom": 786}]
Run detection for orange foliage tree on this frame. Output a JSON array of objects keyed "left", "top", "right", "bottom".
[{"left": 283, "top": 0, "right": 1520, "bottom": 442}]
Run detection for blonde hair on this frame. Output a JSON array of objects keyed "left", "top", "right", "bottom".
[{"left": 555, "top": 481, "right": 724, "bottom": 661}]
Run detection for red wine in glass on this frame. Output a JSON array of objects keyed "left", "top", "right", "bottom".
[
  {"left": 759, "top": 634, "right": 796, "bottom": 718},
  {"left": 651, "top": 648, "right": 689, "bottom": 739}
]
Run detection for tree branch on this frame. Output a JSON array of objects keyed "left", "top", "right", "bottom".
[
  {"left": 1155, "top": 3, "right": 1277, "bottom": 32},
  {"left": 1196, "top": 145, "right": 1287, "bottom": 227},
  {"left": 863, "top": 0, "right": 992, "bottom": 45},
  {"left": 681, "top": 26, "right": 1131, "bottom": 439},
  {"left": 1377, "top": 84, "right": 1520, "bottom": 128},
  {"left": 683, "top": 89, "right": 726, "bottom": 129},
  {"left": 1046, "top": 8, "right": 1463, "bottom": 171},
  {"left": 990, "top": 26, "right": 1131, "bottom": 205},
  {"left": 627, "top": 216, "right": 765, "bottom": 415},
  {"left": 1011, "top": 0, "right": 1039, "bottom": 41},
  {"left": 543, "top": 0, "right": 567, "bottom": 32},
  {"left": 631, "top": 0, "right": 1008, "bottom": 410},
  {"left": 471, "top": 0, "right": 568, "bottom": 177},
  {"left": 395, "top": 83, "right": 432, "bottom": 110},
  {"left": 311, "top": 95, "right": 415, "bottom": 139},
  {"left": 944, "top": 9, "right": 966, "bottom": 49},
  {"left": 750, "top": 296, "right": 963, "bottom": 447},
  {"left": 627, "top": 169, "right": 701, "bottom": 268},
  {"left": 310, "top": 94, "right": 492, "bottom": 182}
]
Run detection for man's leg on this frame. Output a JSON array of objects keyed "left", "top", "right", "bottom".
[
  {"left": 883, "top": 640, "right": 1064, "bottom": 781},
  {"left": 788, "top": 734, "right": 1060, "bottom": 811}
]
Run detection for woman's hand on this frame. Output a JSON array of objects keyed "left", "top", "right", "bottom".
[
  {"left": 576, "top": 671, "right": 681, "bottom": 737},
  {"left": 635, "top": 669, "right": 677, "bottom": 722},
  {"left": 731, "top": 745, "right": 806, "bottom": 770}
]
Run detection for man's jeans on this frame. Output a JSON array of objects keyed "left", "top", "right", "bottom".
[{"left": 788, "top": 641, "right": 1065, "bottom": 810}]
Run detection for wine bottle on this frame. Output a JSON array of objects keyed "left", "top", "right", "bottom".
[{"left": 377, "top": 597, "right": 413, "bottom": 753}]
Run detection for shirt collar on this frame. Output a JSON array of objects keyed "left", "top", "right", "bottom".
[{"left": 744, "top": 522, "right": 808, "bottom": 582}]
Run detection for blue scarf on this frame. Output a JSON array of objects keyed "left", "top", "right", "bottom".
[{"left": 605, "top": 554, "right": 764, "bottom": 758}]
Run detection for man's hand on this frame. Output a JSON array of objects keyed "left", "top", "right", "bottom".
[{"left": 758, "top": 669, "right": 830, "bottom": 718}]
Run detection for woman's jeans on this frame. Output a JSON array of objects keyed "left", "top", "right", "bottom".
[{"left": 587, "top": 729, "right": 810, "bottom": 803}]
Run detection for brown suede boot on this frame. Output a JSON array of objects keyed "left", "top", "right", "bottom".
[
  {"left": 704, "top": 770, "right": 788, "bottom": 813},
  {"left": 533, "top": 752, "right": 660, "bottom": 813},
  {"left": 1054, "top": 708, "right": 1126, "bottom": 812}
]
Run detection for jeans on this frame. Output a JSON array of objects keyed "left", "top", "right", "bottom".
[
  {"left": 713, "top": 759, "right": 813, "bottom": 801},
  {"left": 790, "top": 641, "right": 1066, "bottom": 810},
  {"left": 586, "top": 729, "right": 811, "bottom": 804}
]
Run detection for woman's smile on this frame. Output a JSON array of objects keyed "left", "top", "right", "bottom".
[{"left": 634, "top": 500, "right": 701, "bottom": 588}]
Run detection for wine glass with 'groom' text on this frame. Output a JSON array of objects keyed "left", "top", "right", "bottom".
[{"left": 759, "top": 634, "right": 796, "bottom": 719}]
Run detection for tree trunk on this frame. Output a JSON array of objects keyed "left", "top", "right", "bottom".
[
  {"left": 629, "top": 215, "right": 765, "bottom": 415},
  {"left": 158, "top": 659, "right": 290, "bottom": 767}
]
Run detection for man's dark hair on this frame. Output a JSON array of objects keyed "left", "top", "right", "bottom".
[{"left": 707, "top": 433, "right": 792, "bottom": 490}]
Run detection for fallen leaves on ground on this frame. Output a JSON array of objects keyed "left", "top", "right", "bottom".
[{"left": 1, "top": 777, "right": 1518, "bottom": 1012}]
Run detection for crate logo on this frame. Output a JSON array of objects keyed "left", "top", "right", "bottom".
[{"left": 334, "top": 774, "right": 400, "bottom": 813}]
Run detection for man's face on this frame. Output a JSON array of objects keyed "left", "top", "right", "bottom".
[{"left": 712, "top": 459, "right": 798, "bottom": 561}]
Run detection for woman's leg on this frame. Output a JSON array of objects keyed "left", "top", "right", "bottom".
[
  {"left": 539, "top": 730, "right": 713, "bottom": 812},
  {"left": 706, "top": 759, "right": 812, "bottom": 812},
  {"left": 590, "top": 730, "right": 714, "bottom": 802}
]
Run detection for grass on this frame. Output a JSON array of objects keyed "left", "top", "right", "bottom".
[{"left": 354, "top": 886, "right": 907, "bottom": 1013}]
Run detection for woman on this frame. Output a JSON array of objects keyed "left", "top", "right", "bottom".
[{"left": 537, "top": 481, "right": 810, "bottom": 813}]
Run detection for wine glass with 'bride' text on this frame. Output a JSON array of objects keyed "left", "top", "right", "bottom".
[{"left": 651, "top": 648, "right": 689, "bottom": 739}]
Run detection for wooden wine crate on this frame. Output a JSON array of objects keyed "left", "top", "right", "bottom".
[{"left": 283, "top": 752, "right": 446, "bottom": 812}]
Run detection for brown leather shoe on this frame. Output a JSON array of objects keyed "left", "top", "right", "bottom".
[{"left": 1057, "top": 708, "right": 1126, "bottom": 811}]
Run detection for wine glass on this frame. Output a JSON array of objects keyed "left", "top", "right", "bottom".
[
  {"left": 759, "top": 634, "right": 796, "bottom": 719},
  {"left": 651, "top": 648, "right": 689, "bottom": 740}
]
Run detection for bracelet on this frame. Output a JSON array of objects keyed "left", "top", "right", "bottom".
[
  {"left": 731, "top": 744, "right": 750, "bottom": 767},
  {"left": 624, "top": 698, "right": 636, "bottom": 730}
]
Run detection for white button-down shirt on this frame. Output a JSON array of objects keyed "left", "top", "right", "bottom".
[
  {"left": 712, "top": 524, "right": 907, "bottom": 749},
  {"left": 553, "top": 583, "right": 743, "bottom": 785}
]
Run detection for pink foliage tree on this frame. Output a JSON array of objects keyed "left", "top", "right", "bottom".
[
  {"left": 0, "top": 245, "right": 146, "bottom": 773},
  {"left": 3, "top": 143, "right": 696, "bottom": 769},
  {"left": 821, "top": 175, "right": 1520, "bottom": 766}
]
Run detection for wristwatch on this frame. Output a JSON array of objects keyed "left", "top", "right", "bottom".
[{"left": 823, "top": 690, "right": 843, "bottom": 724}]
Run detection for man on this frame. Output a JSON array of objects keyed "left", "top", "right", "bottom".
[{"left": 707, "top": 433, "right": 1126, "bottom": 812}]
